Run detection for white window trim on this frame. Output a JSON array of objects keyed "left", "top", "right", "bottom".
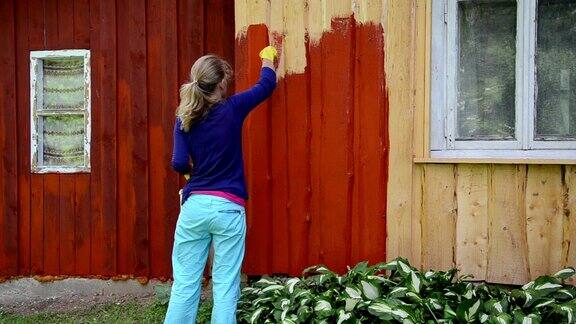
[
  {"left": 30, "top": 49, "right": 91, "bottom": 173},
  {"left": 431, "top": 0, "right": 576, "bottom": 160}
]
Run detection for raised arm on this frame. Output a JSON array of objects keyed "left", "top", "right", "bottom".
[{"left": 229, "top": 46, "right": 278, "bottom": 121}]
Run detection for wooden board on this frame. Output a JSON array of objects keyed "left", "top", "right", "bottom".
[
  {"left": 0, "top": 0, "right": 19, "bottom": 277},
  {"left": 147, "top": 0, "right": 180, "bottom": 280},
  {"left": 385, "top": 0, "right": 415, "bottom": 261},
  {"left": 565, "top": 166, "right": 576, "bottom": 283},
  {"left": 15, "top": 0, "right": 32, "bottom": 276},
  {"left": 411, "top": 164, "right": 424, "bottom": 268},
  {"left": 351, "top": 21, "right": 388, "bottom": 265},
  {"left": 421, "top": 164, "right": 456, "bottom": 270},
  {"left": 486, "top": 165, "right": 530, "bottom": 284},
  {"left": 89, "top": 0, "right": 118, "bottom": 277},
  {"left": 525, "top": 165, "right": 564, "bottom": 278},
  {"left": 455, "top": 164, "right": 489, "bottom": 281}
]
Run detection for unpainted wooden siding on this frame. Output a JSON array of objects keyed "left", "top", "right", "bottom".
[
  {"left": 411, "top": 164, "right": 576, "bottom": 285},
  {"left": 387, "top": 0, "right": 576, "bottom": 285}
]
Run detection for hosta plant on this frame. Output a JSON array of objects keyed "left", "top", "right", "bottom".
[{"left": 237, "top": 258, "right": 576, "bottom": 323}]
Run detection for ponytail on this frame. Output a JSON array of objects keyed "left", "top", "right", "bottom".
[{"left": 176, "top": 55, "right": 233, "bottom": 132}]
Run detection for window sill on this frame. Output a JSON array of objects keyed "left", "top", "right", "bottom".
[
  {"left": 414, "top": 157, "right": 576, "bottom": 165},
  {"left": 31, "top": 166, "right": 91, "bottom": 174},
  {"left": 416, "top": 150, "right": 576, "bottom": 165}
]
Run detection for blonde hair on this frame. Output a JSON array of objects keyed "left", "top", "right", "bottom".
[{"left": 176, "top": 55, "right": 232, "bottom": 132}]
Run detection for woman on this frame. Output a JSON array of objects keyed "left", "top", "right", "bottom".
[{"left": 165, "top": 46, "right": 278, "bottom": 324}]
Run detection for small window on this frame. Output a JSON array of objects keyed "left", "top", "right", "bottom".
[
  {"left": 30, "top": 50, "right": 91, "bottom": 173},
  {"left": 431, "top": 0, "right": 576, "bottom": 159}
]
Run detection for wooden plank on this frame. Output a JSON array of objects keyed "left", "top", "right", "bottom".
[
  {"left": 421, "top": 164, "right": 456, "bottom": 270},
  {"left": 72, "top": 0, "right": 90, "bottom": 275},
  {"left": 413, "top": 0, "right": 428, "bottom": 158},
  {"left": 28, "top": 0, "right": 45, "bottom": 50},
  {"left": 45, "top": 0, "right": 59, "bottom": 48},
  {"left": 222, "top": 0, "right": 236, "bottom": 76},
  {"left": 0, "top": 0, "right": 19, "bottom": 278},
  {"left": 235, "top": 0, "right": 272, "bottom": 275},
  {"left": 116, "top": 0, "right": 149, "bottom": 277},
  {"left": 411, "top": 165, "right": 423, "bottom": 268},
  {"left": 116, "top": 0, "right": 135, "bottom": 276},
  {"left": 74, "top": 174, "right": 91, "bottom": 275},
  {"left": 73, "top": 0, "right": 91, "bottom": 47},
  {"left": 455, "top": 164, "right": 489, "bottom": 281},
  {"left": 16, "top": 0, "right": 32, "bottom": 275},
  {"left": 59, "top": 175, "right": 76, "bottom": 275},
  {"left": 89, "top": 0, "right": 117, "bottom": 276},
  {"left": 177, "top": 0, "right": 204, "bottom": 84},
  {"left": 319, "top": 17, "right": 355, "bottom": 272},
  {"left": 307, "top": 15, "right": 323, "bottom": 268},
  {"left": 269, "top": 78, "right": 290, "bottom": 274},
  {"left": 30, "top": 175, "right": 44, "bottom": 274},
  {"left": 525, "top": 165, "right": 564, "bottom": 278},
  {"left": 283, "top": 0, "right": 310, "bottom": 275},
  {"left": 44, "top": 0, "right": 61, "bottom": 277},
  {"left": 486, "top": 165, "right": 530, "bottom": 284},
  {"left": 423, "top": 0, "right": 432, "bottom": 157},
  {"left": 146, "top": 0, "right": 180, "bottom": 279},
  {"left": 565, "top": 166, "right": 576, "bottom": 284},
  {"left": 352, "top": 21, "right": 388, "bottom": 265},
  {"left": 385, "top": 0, "right": 415, "bottom": 261},
  {"left": 285, "top": 73, "right": 311, "bottom": 274},
  {"left": 242, "top": 23, "right": 273, "bottom": 275},
  {"left": 43, "top": 174, "right": 60, "bottom": 274},
  {"left": 58, "top": 0, "right": 75, "bottom": 47}
]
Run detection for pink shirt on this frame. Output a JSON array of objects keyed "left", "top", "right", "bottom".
[{"left": 190, "top": 191, "right": 246, "bottom": 207}]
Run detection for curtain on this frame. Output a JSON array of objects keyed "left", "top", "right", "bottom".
[{"left": 42, "top": 57, "right": 85, "bottom": 166}]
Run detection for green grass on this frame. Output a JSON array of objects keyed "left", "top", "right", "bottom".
[
  {"left": 0, "top": 300, "right": 215, "bottom": 324},
  {"left": 0, "top": 300, "right": 168, "bottom": 324}
]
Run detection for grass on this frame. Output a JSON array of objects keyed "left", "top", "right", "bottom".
[
  {"left": 0, "top": 300, "right": 168, "bottom": 324},
  {"left": 0, "top": 299, "right": 213, "bottom": 324}
]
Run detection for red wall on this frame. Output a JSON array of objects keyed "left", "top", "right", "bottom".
[
  {"left": 236, "top": 19, "right": 389, "bottom": 276},
  {"left": 0, "top": 0, "right": 234, "bottom": 281},
  {"left": 0, "top": 1, "right": 389, "bottom": 281}
]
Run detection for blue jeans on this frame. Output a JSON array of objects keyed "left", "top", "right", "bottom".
[{"left": 164, "top": 194, "right": 246, "bottom": 324}]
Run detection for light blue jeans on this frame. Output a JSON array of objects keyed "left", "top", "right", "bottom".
[{"left": 164, "top": 194, "right": 246, "bottom": 324}]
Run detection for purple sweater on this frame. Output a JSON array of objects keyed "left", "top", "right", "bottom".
[{"left": 172, "top": 67, "right": 276, "bottom": 204}]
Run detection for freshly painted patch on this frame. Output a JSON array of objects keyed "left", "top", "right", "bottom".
[{"left": 236, "top": 0, "right": 388, "bottom": 275}]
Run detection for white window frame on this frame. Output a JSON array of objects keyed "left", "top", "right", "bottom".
[
  {"left": 431, "top": 0, "right": 576, "bottom": 160},
  {"left": 30, "top": 49, "right": 91, "bottom": 173}
]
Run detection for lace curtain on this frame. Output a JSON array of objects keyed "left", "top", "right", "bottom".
[{"left": 42, "top": 57, "right": 85, "bottom": 166}]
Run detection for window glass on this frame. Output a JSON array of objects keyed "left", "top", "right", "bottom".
[
  {"left": 457, "top": 1, "right": 517, "bottom": 140},
  {"left": 535, "top": 0, "right": 576, "bottom": 140},
  {"left": 42, "top": 115, "right": 85, "bottom": 167},
  {"left": 43, "top": 57, "right": 85, "bottom": 110}
]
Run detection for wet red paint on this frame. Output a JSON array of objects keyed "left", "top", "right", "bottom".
[{"left": 237, "top": 18, "right": 389, "bottom": 275}]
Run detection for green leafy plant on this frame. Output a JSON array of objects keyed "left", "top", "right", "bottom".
[
  {"left": 197, "top": 299, "right": 213, "bottom": 324},
  {"left": 237, "top": 258, "right": 576, "bottom": 323}
]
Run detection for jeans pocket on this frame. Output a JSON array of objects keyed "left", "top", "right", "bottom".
[{"left": 217, "top": 209, "right": 242, "bottom": 214}]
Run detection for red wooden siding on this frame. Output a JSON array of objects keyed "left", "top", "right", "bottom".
[
  {"left": 0, "top": 0, "right": 234, "bottom": 280},
  {"left": 236, "top": 19, "right": 389, "bottom": 275},
  {"left": 2, "top": 1, "right": 388, "bottom": 280}
]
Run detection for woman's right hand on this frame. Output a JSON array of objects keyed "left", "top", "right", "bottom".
[{"left": 259, "top": 46, "right": 278, "bottom": 62}]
